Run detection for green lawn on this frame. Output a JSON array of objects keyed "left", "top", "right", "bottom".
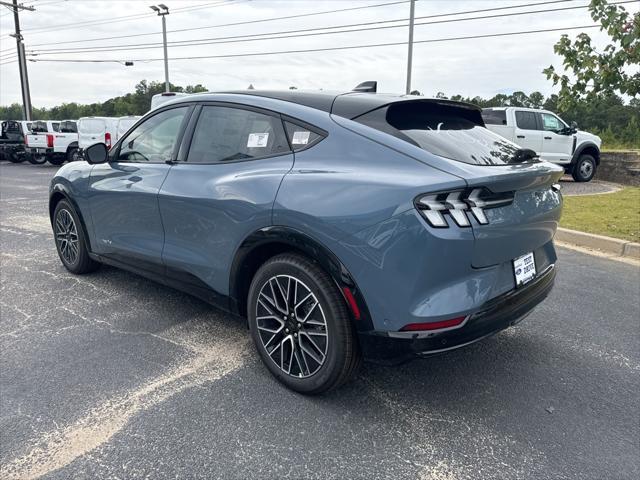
[{"left": 560, "top": 187, "right": 640, "bottom": 242}]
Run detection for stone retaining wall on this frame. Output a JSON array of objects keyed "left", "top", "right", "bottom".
[{"left": 596, "top": 151, "right": 640, "bottom": 186}]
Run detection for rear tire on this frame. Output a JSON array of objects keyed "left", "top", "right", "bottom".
[
  {"left": 8, "top": 152, "right": 25, "bottom": 163},
  {"left": 67, "top": 147, "right": 79, "bottom": 162},
  {"left": 572, "top": 154, "right": 596, "bottom": 182},
  {"left": 28, "top": 153, "right": 47, "bottom": 165},
  {"left": 248, "top": 253, "right": 361, "bottom": 394},
  {"left": 48, "top": 155, "right": 65, "bottom": 166},
  {"left": 53, "top": 200, "right": 100, "bottom": 274}
]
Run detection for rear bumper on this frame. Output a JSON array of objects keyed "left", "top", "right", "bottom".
[
  {"left": 26, "top": 147, "right": 53, "bottom": 155},
  {"left": 358, "top": 264, "right": 555, "bottom": 364}
]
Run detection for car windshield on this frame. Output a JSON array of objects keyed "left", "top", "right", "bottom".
[{"left": 354, "top": 101, "right": 536, "bottom": 165}]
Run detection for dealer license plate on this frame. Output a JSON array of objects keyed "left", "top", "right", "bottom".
[{"left": 513, "top": 252, "right": 536, "bottom": 287}]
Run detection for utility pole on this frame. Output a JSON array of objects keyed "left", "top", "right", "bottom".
[
  {"left": 150, "top": 4, "right": 170, "bottom": 93},
  {"left": 405, "top": 0, "right": 415, "bottom": 95},
  {"left": 2, "top": 0, "right": 34, "bottom": 120}
]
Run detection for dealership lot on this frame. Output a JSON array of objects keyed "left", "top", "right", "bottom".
[{"left": 1, "top": 161, "right": 638, "bottom": 479}]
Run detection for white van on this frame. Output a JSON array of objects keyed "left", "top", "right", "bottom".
[
  {"left": 150, "top": 92, "right": 190, "bottom": 111},
  {"left": 115, "top": 115, "right": 142, "bottom": 141},
  {"left": 78, "top": 117, "right": 118, "bottom": 150}
]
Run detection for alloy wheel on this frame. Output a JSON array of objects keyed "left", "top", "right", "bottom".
[
  {"left": 55, "top": 209, "right": 79, "bottom": 265},
  {"left": 255, "top": 275, "right": 328, "bottom": 378}
]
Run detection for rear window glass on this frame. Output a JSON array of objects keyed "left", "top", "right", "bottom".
[
  {"left": 79, "top": 119, "right": 105, "bottom": 134},
  {"left": 354, "top": 101, "right": 530, "bottom": 166},
  {"left": 515, "top": 111, "right": 538, "bottom": 130},
  {"left": 481, "top": 109, "right": 507, "bottom": 125}
]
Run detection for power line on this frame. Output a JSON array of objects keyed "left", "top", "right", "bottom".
[
  {"left": 27, "top": 0, "right": 627, "bottom": 56},
  {"left": 25, "top": 0, "right": 567, "bottom": 48},
  {"left": 20, "top": 0, "right": 237, "bottom": 33},
  {"left": 26, "top": 24, "right": 600, "bottom": 64}
]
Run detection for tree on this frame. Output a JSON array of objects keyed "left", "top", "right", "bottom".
[
  {"left": 528, "top": 92, "right": 545, "bottom": 109},
  {"left": 543, "top": 0, "right": 639, "bottom": 109},
  {"left": 410, "top": 90, "right": 422, "bottom": 95},
  {"left": 435, "top": 91, "right": 447, "bottom": 99}
]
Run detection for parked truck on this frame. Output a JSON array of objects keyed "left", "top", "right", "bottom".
[
  {"left": 482, "top": 107, "right": 602, "bottom": 182},
  {"left": 0, "top": 120, "right": 31, "bottom": 163},
  {"left": 25, "top": 120, "right": 61, "bottom": 165}
]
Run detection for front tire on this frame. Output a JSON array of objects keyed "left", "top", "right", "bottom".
[
  {"left": 67, "top": 147, "right": 79, "bottom": 162},
  {"left": 572, "top": 154, "right": 596, "bottom": 182},
  {"left": 53, "top": 200, "right": 100, "bottom": 274},
  {"left": 248, "top": 253, "right": 361, "bottom": 394}
]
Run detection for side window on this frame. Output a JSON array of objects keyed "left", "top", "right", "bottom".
[
  {"left": 52, "top": 122, "right": 60, "bottom": 132},
  {"left": 283, "top": 121, "right": 324, "bottom": 151},
  {"left": 481, "top": 109, "right": 507, "bottom": 125},
  {"left": 515, "top": 111, "right": 538, "bottom": 130},
  {"left": 541, "top": 113, "right": 564, "bottom": 132},
  {"left": 186, "top": 106, "right": 290, "bottom": 164},
  {"left": 118, "top": 107, "right": 188, "bottom": 163}
]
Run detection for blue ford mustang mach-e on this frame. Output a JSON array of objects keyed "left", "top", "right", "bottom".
[{"left": 49, "top": 90, "right": 563, "bottom": 393}]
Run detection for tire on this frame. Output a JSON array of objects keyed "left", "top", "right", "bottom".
[
  {"left": 67, "top": 147, "right": 79, "bottom": 162},
  {"left": 572, "top": 154, "right": 597, "bottom": 182},
  {"left": 48, "top": 155, "right": 65, "bottom": 166},
  {"left": 8, "top": 152, "right": 25, "bottom": 163},
  {"left": 28, "top": 153, "right": 47, "bottom": 165},
  {"left": 53, "top": 200, "right": 100, "bottom": 274},
  {"left": 248, "top": 253, "right": 361, "bottom": 394}
]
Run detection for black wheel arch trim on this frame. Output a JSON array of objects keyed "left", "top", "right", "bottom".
[
  {"left": 571, "top": 141, "right": 600, "bottom": 165},
  {"left": 66, "top": 141, "right": 79, "bottom": 151},
  {"left": 49, "top": 184, "right": 93, "bottom": 252},
  {"left": 229, "top": 226, "right": 374, "bottom": 331}
]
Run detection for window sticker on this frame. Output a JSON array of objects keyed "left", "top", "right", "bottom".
[
  {"left": 247, "top": 132, "right": 269, "bottom": 148},
  {"left": 292, "top": 130, "right": 311, "bottom": 145}
]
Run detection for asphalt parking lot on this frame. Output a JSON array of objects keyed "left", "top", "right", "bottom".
[{"left": 1, "top": 161, "right": 638, "bottom": 480}]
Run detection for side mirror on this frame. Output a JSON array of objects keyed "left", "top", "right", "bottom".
[
  {"left": 570, "top": 121, "right": 578, "bottom": 129},
  {"left": 84, "top": 143, "right": 109, "bottom": 164}
]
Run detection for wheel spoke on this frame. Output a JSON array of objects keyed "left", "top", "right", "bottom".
[{"left": 256, "top": 274, "right": 328, "bottom": 379}]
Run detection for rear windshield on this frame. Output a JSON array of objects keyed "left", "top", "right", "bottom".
[
  {"left": 481, "top": 109, "right": 507, "bottom": 125},
  {"left": 79, "top": 119, "right": 105, "bottom": 134},
  {"left": 31, "top": 121, "right": 47, "bottom": 133},
  {"left": 354, "top": 101, "right": 532, "bottom": 165}
]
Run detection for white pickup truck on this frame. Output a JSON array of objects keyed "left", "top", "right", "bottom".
[
  {"left": 25, "top": 120, "right": 59, "bottom": 165},
  {"left": 482, "top": 107, "right": 602, "bottom": 182}
]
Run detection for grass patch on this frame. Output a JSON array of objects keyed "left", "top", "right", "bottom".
[{"left": 560, "top": 187, "right": 640, "bottom": 242}]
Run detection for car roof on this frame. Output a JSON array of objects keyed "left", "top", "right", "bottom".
[{"left": 170, "top": 90, "right": 481, "bottom": 119}]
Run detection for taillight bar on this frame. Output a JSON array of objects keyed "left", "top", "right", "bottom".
[
  {"left": 415, "top": 188, "right": 514, "bottom": 228},
  {"left": 46, "top": 134, "right": 54, "bottom": 148},
  {"left": 105, "top": 132, "right": 112, "bottom": 150}
]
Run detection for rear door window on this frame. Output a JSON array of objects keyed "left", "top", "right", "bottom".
[
  {"left": 354, "top": 101, "right": 526, "bottom": 166},
  {"left": 515, "top": 111, "right": 538, "bottom": 130},
  {"left": 186, "top": 106, "right": 290, "bottom": 163},
  {"left": 31, "top": 121, "right": 47, "bottom": 133},
  {"left": 481, "top": 109, "right": 507, "bottom": 125},
  {"left": 60, "top": 121, "right": 77, "bottom": 133}
]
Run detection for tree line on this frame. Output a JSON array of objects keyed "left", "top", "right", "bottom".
[{"left": 1, "top": 80, "right": 637, "bottom": 149}]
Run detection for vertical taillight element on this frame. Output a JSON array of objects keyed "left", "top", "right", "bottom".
[
  {"left": 46, "top": 134, "right": 54, "bottom": 148},
  {"left": 415, "top": 188, "right": 514, "bottom": 228},
  {"left": 105, "top": 132, "right": 112, "bottom": 150}
]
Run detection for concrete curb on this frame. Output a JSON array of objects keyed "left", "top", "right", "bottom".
[{"left": 556, "top": 228, "right": 640, "bottom": 260}]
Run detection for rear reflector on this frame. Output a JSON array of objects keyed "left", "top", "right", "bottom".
[
  {"left": 400, "top": 316, "right": 466, "bottom": 332},
  {"left": 342, "top": 287, "right": 361, "bottom": 320}
]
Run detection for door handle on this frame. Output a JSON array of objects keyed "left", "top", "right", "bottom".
[
  {"left": 544, "top": 136, "right": 552, "bottom": 140},
  {"left": 517, "top": 135, "right": 525, "bottom": 139}
]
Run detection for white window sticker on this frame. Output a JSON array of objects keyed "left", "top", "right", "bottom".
[
  {"left": 292, "top": 130, "right": 310, "bottom": 145},
  {"left": 247, "top": 132, "right": 269, "bottom": 148}
]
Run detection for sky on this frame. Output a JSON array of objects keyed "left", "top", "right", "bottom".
[{"left": 0, "top": 0, "right": 637, "bottom": 108}]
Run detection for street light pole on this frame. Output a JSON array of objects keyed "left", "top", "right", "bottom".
[
  {"left": 150, "top": 4, "right": 170, "bottom": 93},
  {"left": 2, "top": 0, "right": 35, "bottom": 120},
  {"left": 405, "top": 0, "right": 415, "bottom": 95}
]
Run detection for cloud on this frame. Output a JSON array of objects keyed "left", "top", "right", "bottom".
[{"left": 0, "top": 0, "right": 637, "bottom": 108}]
